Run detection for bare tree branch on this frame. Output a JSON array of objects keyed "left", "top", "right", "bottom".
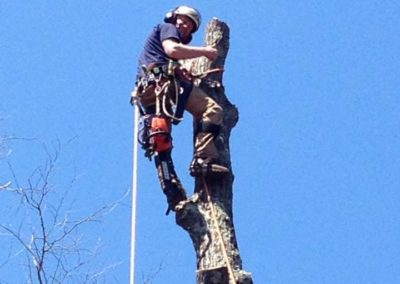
[
  {"left": 0, "top": 140, "right": 127, "bottom": 283},
  {"left": 141, "top": 261, "right": 165, "bottom": 284},
  {"left": 0, "top": 181, "right": 11, "bottom": 190}
]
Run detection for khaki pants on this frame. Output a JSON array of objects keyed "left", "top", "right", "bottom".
[{"left": 185, "top": 86, "right": 222, "bottom": 160}]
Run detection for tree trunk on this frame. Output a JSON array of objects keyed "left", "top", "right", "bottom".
[{"left": 176, "top": 18, "right": 253, "bottom": 284}]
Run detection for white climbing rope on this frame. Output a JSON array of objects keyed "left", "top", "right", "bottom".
[
  {"left": 202, "top": 177, "right": 237, "bottom": 284},
  {"left": 130, "top": 105, "right": 140, "bottom": 284}
]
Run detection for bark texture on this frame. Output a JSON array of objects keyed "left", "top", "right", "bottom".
[{"left": 176, "top": 18, "right": 253, "bottom": 284}]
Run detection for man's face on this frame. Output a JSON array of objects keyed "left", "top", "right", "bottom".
[{"left": 175, "top": 15, "right": 195, "bottom": 38}]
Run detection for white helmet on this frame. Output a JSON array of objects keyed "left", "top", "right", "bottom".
[{"left": 165, "top": 6, "right": 201, "bottom": 33}]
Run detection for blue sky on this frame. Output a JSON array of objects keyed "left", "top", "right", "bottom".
[{"left": 1, "top": 0, "right": 400, "bottom": 283}]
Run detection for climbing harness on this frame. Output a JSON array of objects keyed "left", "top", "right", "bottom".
[
  {"left": 201, "top": 176, "right": 237, "bottom": 284},
  {"left": 132, "top": 61, "right": 192, "bottom": 214},
  {"left": 133, "top": 61, "right": 189, "bottom": 124},
  {"left": 132, "top": 62, "right": 224, "bottom": 123},
  {"left": 131, "top": 62, "right": 226, "bottom": 213},
  {"left": 133, "top": 61, "right": 224, "bottom": 158}
]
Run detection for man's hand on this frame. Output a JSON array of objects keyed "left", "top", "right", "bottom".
[
  {"left": 163, "top": 39, "right": 218, "bottom": 61},
  {"left": 203, "top": 46, "right": 218, "bottom": 61}
]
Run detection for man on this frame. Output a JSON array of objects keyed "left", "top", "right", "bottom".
[{"left": 132, "top": 6, "right": 229, "bottom": 212}]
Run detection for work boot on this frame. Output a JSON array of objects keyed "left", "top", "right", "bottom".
[{"left": 189, "top": 157, "right": 230, "bottom": 177}]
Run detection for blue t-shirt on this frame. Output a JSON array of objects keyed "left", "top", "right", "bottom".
[{"left": 137, "top": 23, "right": 182, "bottom": 76}]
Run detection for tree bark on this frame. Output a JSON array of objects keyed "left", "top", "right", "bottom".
[{"left": 176, "top": 18, "right": 253, "bottom": 284}]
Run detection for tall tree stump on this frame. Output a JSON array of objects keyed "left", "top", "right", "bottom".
[{"left": 176, "top": 18, "right": 253, "bottom": 284}]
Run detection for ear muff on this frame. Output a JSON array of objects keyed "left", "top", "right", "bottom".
[{"left": 164, "top": 7, "right": 178, "bottom": 24}]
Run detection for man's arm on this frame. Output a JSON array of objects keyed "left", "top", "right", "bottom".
[{"left": 162, "top": 39, "right": 218, "bottom": 61}]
